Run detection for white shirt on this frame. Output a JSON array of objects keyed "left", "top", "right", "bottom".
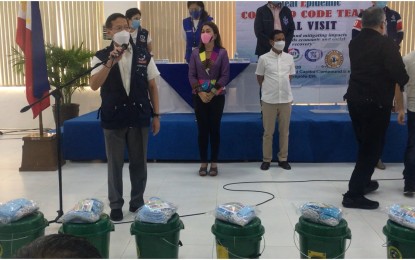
[
  {"left": 255, "top": 50, "right": 295, "bottom": 104},
  {"left": 404, "top": 50, "right": 415, "bottom": 112},
  {"left": 268, "top": 4, "right": 282, "bottom": 31},
  {"left": 91, "top": 48, "right": 160, "bottom": 95}
]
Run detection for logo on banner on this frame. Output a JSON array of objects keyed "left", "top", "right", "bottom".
[
  {"left": 288, "top": 48, "right": 302, "bottom": 61},
  {"left": 305, "top": 49, "right": 323, "bottom": 62},
  {"left": 325, "top": 50, "right": 344, "bottom": 68}
]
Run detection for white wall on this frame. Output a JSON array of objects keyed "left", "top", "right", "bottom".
[{"left": 0, "top": 87, "right": 101, "bottom": 129}]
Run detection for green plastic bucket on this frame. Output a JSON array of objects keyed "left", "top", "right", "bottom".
[
  {"left": 211, "top": 217, "right": 265, "bottom": 259},
  {"left": 0, "top": 212, "right": 48, "bottom": 259},
  {"left": 295, "top": 217, "right": 351, "bottom": 259},
  {"left": 383, "top": 220, "right": 415, "bottom": 258},
  {"left": 59, "top": 213, "right": 114, "bottom": 259},
  {"left": 130, "top": 213, "right": 184, "bottom": 259}
]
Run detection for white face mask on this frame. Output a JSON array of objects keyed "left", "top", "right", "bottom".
[
  {"left": 113, "top": 30, "right": 130, "bottom": 46},
  {"left": 273, "top": 40, "right": 285, "bottom": 51}
]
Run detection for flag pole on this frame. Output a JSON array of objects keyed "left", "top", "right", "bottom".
[{"left": 38, "top": 109, "right": 44, "bottom": 137}]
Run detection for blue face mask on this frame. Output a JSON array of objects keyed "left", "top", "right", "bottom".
[
  {"left": 190, "top": 10, "right": 201, "bottom": 19},
  {"left": 131, "top": 20, "right": 140, "bottom": 30},
  {"left": 375, "top": 1, "right": 388, "bottom": 8}
]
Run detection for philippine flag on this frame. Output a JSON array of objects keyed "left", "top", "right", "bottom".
[{"left": 16, "top": 1, "right": 50, "bottom": 119}]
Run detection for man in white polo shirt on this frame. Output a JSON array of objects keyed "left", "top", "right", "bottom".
[
  {"left": 403, "top": 50, "right": 415, "bottom": 195},
  {"left": 255, "top": 30, "right": 295, "bottom": 171}
]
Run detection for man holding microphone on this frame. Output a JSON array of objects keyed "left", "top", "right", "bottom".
[{"left": 90, "top": 13, "right": 160, "bottom": 221}]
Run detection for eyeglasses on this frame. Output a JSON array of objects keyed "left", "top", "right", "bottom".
[
  {"left": 111, "top": 26, "right": 130, "bottom": 32},
  {"left": 189, "top": 8, "right": 201, "bottom": 12}
]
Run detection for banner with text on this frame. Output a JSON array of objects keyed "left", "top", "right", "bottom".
[{"left": 236, "top": 1, "right": 371, "bottom": 87}]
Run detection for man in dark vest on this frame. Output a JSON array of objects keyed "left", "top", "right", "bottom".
[{"left": 90, "top": 13, "right": 160, "bottom": 221}]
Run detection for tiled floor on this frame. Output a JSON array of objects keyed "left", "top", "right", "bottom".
[{"left": 1, "top": 134, "right": 414, "bottom": 259}]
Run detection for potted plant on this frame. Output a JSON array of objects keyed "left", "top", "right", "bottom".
[{"left": 10, "top": 42, "right": 95, "bottom": 125}]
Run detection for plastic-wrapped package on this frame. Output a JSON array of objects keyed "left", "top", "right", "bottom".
[
  {"left": 388, "top": 204, "right": 415, "bottom": 230},
  {"left": 135, "top": 197, "right": 177, "bottom": 224},
  {"left": 0, "top": 198, "right": 39, "bottom": 224},
  {"left": 62, "top": 198, "right": 104, "bottom": 223},
  {"left": 215, "top": 202, "right": 256, "bottom": 226},
  {"left": 300, "top": 202, "right": 342, "bottom": 226}
]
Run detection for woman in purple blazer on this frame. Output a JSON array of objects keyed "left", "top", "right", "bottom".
[{"left": 188, "top": 21, "right": 229, "bottom": 177}]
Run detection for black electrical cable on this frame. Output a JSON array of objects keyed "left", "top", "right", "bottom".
[{"left": 112, "top": 177, "right": 404, "bottom": 225}]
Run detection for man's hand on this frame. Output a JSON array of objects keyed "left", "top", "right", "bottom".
[
  {"left": 394, "top": 83, "right": 405, "bottom": 125},
  {"left": 108, "top": 46, "right": 124, "bottom": 64},
  {"left": 397, "top": 110, "right": 405, "bottom": 125},
  {"left": 152, "top": 117, "right": 160, "bottom": 135}
]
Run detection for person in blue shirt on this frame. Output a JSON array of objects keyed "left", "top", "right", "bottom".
[
  {"left": 125, "top": 8, "right": 153, "bottom": 55},
  {"left": 183, "top": 1, "right": 213, "bottom": 63},
  {"left": 352, "top": 1, "right": 403, "bottom": 47}
]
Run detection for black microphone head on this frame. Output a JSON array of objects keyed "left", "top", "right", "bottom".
[
  {"left": 121, "top": 43, "right": 129, "bottom": 50},
  {"left": 20, "top": 106, "right": 31, "bottom": 113}
]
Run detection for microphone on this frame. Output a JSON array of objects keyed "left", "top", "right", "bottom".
[
  {"left": 111, "top": 43, "right": 129, "bottom": 59},
  {"left": 20, "top": 105, "right": 31, "bottom": 113},
  {"left": 120, "top": 43, "right": 129, "bottom": 51}
]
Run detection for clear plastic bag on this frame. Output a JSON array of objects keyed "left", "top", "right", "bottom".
[
  {"left": 135, "top": 197, "right": 177, "bottom": 224},
  {"left": 300, "top": 202, "right": 342, "bottom": 226},
  {"left": 388, "top": 204, "right": 415, "bottom": 230},
  {"left": 0, "top": 198, "right": 39, "bottom": 224},
  {"left": 215, "top": 202, "right": 256, "bottom": 226},
  {"left": 62, "top": 198, "right": 104, "bottom": 223}
]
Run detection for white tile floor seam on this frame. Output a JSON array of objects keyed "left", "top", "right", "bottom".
[{"left": 1, "top": 136, "right": 414, "bottom": 258}]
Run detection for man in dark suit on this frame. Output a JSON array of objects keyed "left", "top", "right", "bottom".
[
  {"left": 352, "top": 1, "right": 404, "bottom": 170},
  {"left": 342, "top": 7, "right": 409, "bottom": 209},
  {"left": 254, "top": 1, "right": 295, "bottom": 56}
]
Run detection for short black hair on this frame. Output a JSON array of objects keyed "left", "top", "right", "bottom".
[
  {"left": 125, "top": 8, "right": 141, "bottom": 20},
  {"left": 269, "top": 30, "right": 285, "bottom": 40},
  {"left": 15, "top": 234, "right": 102, "bottom": 259},
  {"left": 105, "top": 13, "right": 126, "bottom": 29}
]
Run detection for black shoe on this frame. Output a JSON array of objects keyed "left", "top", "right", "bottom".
[
  {"left": 404, "top": 183, "right": 415, "bottom": 196},
  {"left": 110, "top": 209, "right": 123, "bottom": 221},
  {"left": 129, "top": 206, "right": 139, "bottom": 213},
  {"left": 260, "top": 162, "right": 270, "bottom": 171},
  {"left": 278, "top": 161, "right": 291, "bottom": 170},
  {"left": 342, "top": 194, "right": 379, "bottom": 209},
  {"left": 363, "top": 180, "right": 379, "bottom": 195}
]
